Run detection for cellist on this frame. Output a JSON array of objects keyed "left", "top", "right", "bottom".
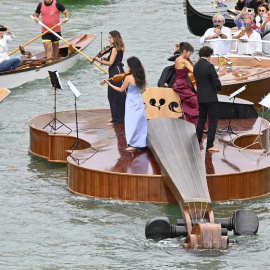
[
  {"left": 172, "top": 42, "right": 208, "bottom": 130},
  {"left": 93, "top": 30, "right": 126, "bottom": 126}
]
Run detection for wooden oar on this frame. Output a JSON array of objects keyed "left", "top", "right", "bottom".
[
  {"left": 0, "top": 88, "right": 11, "bottom": 102},
  {"left": 8, "top": 22, "right": 62, "bottom": 56},
  {"left": 30, "top": 15, "right": 108, "bottom": 74}
]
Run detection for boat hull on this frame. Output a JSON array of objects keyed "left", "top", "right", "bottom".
[
  {"left": 0, "top": 34, "right": 96, "bottom": 89},
  {"left": 211, "top": 55, "right": 270, "bottom": 109}
]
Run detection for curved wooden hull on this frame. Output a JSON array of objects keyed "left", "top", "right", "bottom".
[
  {"left": 0, "top": 34, "right": 96, "bottom": 89},
  {"left": 211, "top": 55, "right": 270, "bottom": 109},
  {"left": 0, "top": 88, "right": 10, "bottom": 102},
  {"left": 28, "top": 108, "right": 270, "bottom": 202},
  {"left": 185, "top": 0, "right": 236, "bottom": 36}
]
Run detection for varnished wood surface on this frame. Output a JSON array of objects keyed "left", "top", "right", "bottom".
[
  {"left": 147, "top": 117, "right": 211, "bottom": 213},
  {"left": 142, "top": 87, "right": 183, "bottom": 119},
  {"left": 0, "top": 88, "right": 10, "bottom": 102},
  {"left": 29, "top": 108, "right": 270, "bottom": 202},
  {"left": 211, "top": 55, "right": 270, "bottom": 109}
]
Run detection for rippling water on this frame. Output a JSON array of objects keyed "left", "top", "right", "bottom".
[{"left": 0, "top": 0, "right": 269, "bottom": 269}]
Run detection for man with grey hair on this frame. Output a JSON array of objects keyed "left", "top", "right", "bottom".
[
  {"left": 232, "top": 16, "right": 262, "bottom": 54},
  {"left": 200, "top": 13, "right": 232, "bottom": 55}
]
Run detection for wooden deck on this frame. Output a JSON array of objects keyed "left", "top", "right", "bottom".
[{"left": 28, "top": 108, "right": 270, "bottom": 203}]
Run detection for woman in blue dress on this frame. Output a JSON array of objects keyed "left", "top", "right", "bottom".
[{"left": 105, "top": 56, "right": 147, "bottom": 152}]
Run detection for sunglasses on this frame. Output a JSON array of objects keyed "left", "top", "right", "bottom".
[
  {"left": 214, "top": 20, "right": 221, "bottom": 23},
  {"left": 243, "top": 23, "right": 251, "bottom": 26}
]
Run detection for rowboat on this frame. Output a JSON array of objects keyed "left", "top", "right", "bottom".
[
  {"left": 0, "top": 34, "right": 96, "bottom": 89},
  {"left": 184, "top": 0, "right": 237, "bottom": 36},
  {"left": 0, "top": 88, "right": 10, "bottom": 102}
]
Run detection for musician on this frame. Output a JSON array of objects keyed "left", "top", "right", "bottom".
[
  {"left": 105, "top": 57, "right": 147, "bottom": 152},
  {"left": 172, "top": 42, "right": 208, "bottom": 130},
  {"left": 157, "top": 50, "right": 180, "bottom": 88},
  {"left": 94, "top": 30, "right": 126, "bottom": 126},
  {"left": 200, "top": 13, "right": 232, "bottom": 55},
  {"left": 33, "top": 0, "right": 70, "bottom": 60},
  {"left": 0, "top": 26, "right": 21, "bottom": 72},
  {"left": 193, "top": 46, "right": 221, "bottom": 152},
  {"left": 232, "top": 16, "right": 262, "bottom": 54}
]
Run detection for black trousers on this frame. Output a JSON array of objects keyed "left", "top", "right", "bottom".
[{"left": 196, "top": 102, "right": 219, "bottom": 150}]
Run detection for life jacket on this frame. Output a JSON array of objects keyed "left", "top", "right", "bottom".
[{"left": 41, "top": 0, "right": 61, "bottom": 33}]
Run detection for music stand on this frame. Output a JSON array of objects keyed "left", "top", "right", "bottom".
[
  {"left": 43, "top": 71, "right": 72, "bottom": 134},
  {"left": 239, "top": 93, "right": 270, "bottom": 152},
  {"left": 67, "top": 80, "right": 97, "bottom": 156},
  {"left": 218, "top": 85, "right": 246, "bottom": 138}
]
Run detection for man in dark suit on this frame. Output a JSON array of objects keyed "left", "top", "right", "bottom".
[{"left": 193, "top": 46, "right": 222, "bottom": 152}]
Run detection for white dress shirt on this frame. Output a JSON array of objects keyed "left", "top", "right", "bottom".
[
  {"left": 233, "top": 30, "right": 262, "bottom": 54},
  {"left": 200, "top": 26, "right": 232, "bottom": 55}
]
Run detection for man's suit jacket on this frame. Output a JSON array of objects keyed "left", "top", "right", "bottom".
[{"left": 193, "top": 58, "right": 222, "bottom": 103}]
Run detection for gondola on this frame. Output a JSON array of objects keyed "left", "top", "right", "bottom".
[
  {"left": 184, "top": 0, "right": 238, "bottom": 36},
  {"left": 0, "top": 34, "right": 96, "bottom": 89}
]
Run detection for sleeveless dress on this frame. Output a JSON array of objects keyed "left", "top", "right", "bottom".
[
  {"left": 125, "top": 84, "right": 147, "bottom": 148},
  {"left": 108, "top": 49, "right": 126, "bottom": 124},
  {"left": 173, "top": 68, "right": 201, "bottom": 127}
]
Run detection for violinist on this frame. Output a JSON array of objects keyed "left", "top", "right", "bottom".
[
  {"left": 172, "top": 42, "right": 208, "bottom": 130},
  {"left": 105, "top": 56, "right": 147, "bottom": 152},
  {"left": 93, "top": 30, "right": 126, "bottom": 126}
]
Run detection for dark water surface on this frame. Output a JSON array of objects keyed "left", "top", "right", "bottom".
[{"left": 0, "top": 0, "right": 269, "bottom": 269}]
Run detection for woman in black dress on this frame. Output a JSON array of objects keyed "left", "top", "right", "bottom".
[{"left": 94, "top": 30, "right": 126, "bottom": 126}]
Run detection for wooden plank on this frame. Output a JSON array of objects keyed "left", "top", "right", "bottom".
[{"left": 0, "top": 88, "right": 10, "bottom": 102}]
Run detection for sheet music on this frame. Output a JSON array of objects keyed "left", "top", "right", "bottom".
[
  {"left": 259, "top": 93, "right": 270, "bottom": 108},
  {"left": 56, "top": 71, "right": 63, "bottom": 89},
  {"left": 229, "top": 85, "right": 246, "bottom": 100},
  {"left": 67, "top": 80, "right": 81, "bottom": 98}
]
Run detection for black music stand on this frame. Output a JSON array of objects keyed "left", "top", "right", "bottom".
[
  {"left": 67, "top": 80, "right": 97, "bottom": 155},
  {"left": 43, "top": 71, "right": 72, "bottom": 134},
  {"left": 218, "top": 85, "right": 246, "bottom": 138},
  {"left": 239, "top": 93, "right": 270, "bottom": 152}
]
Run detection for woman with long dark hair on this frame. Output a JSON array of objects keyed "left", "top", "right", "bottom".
[
  {"left": 105, "top": 56, "right": 147, "bottom": 152},
  {"left": 173, "top": 42, "right": 208, "bottom": 129},
  {"left": 94, "top": 30, "right": 126, "bottom": 126}
]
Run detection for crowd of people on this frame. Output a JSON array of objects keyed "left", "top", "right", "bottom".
[{"left": 201, "top": 2, "right": 270, "bottom": 55}]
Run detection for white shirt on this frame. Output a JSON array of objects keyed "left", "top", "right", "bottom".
[
  {"left": 262, "top": 21, "right": 270, "bottom": 54},
  {"left": 233, "top": 30, "right": 262, "bottom": 54},
  {"left": 200, "top": 26, "right": 232, "bottom": 55},
  {"left": 0, "top": 34, "right": 15, "bottom": 63}
]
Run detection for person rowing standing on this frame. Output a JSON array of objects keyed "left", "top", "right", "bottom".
[{"left": 33, "top": 0, "right": 70, "bottom": 60}]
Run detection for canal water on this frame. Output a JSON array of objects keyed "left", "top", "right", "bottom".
[{"left": 0, "top": 0, "right": 269, "bottom": 269}]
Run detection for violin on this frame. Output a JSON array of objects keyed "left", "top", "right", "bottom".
[
  {"left": 100, "top": 71, "right": 131, "bottom": 86},
  {"left": 92, "top": 44, "right": 114, "bottom": 64}
]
